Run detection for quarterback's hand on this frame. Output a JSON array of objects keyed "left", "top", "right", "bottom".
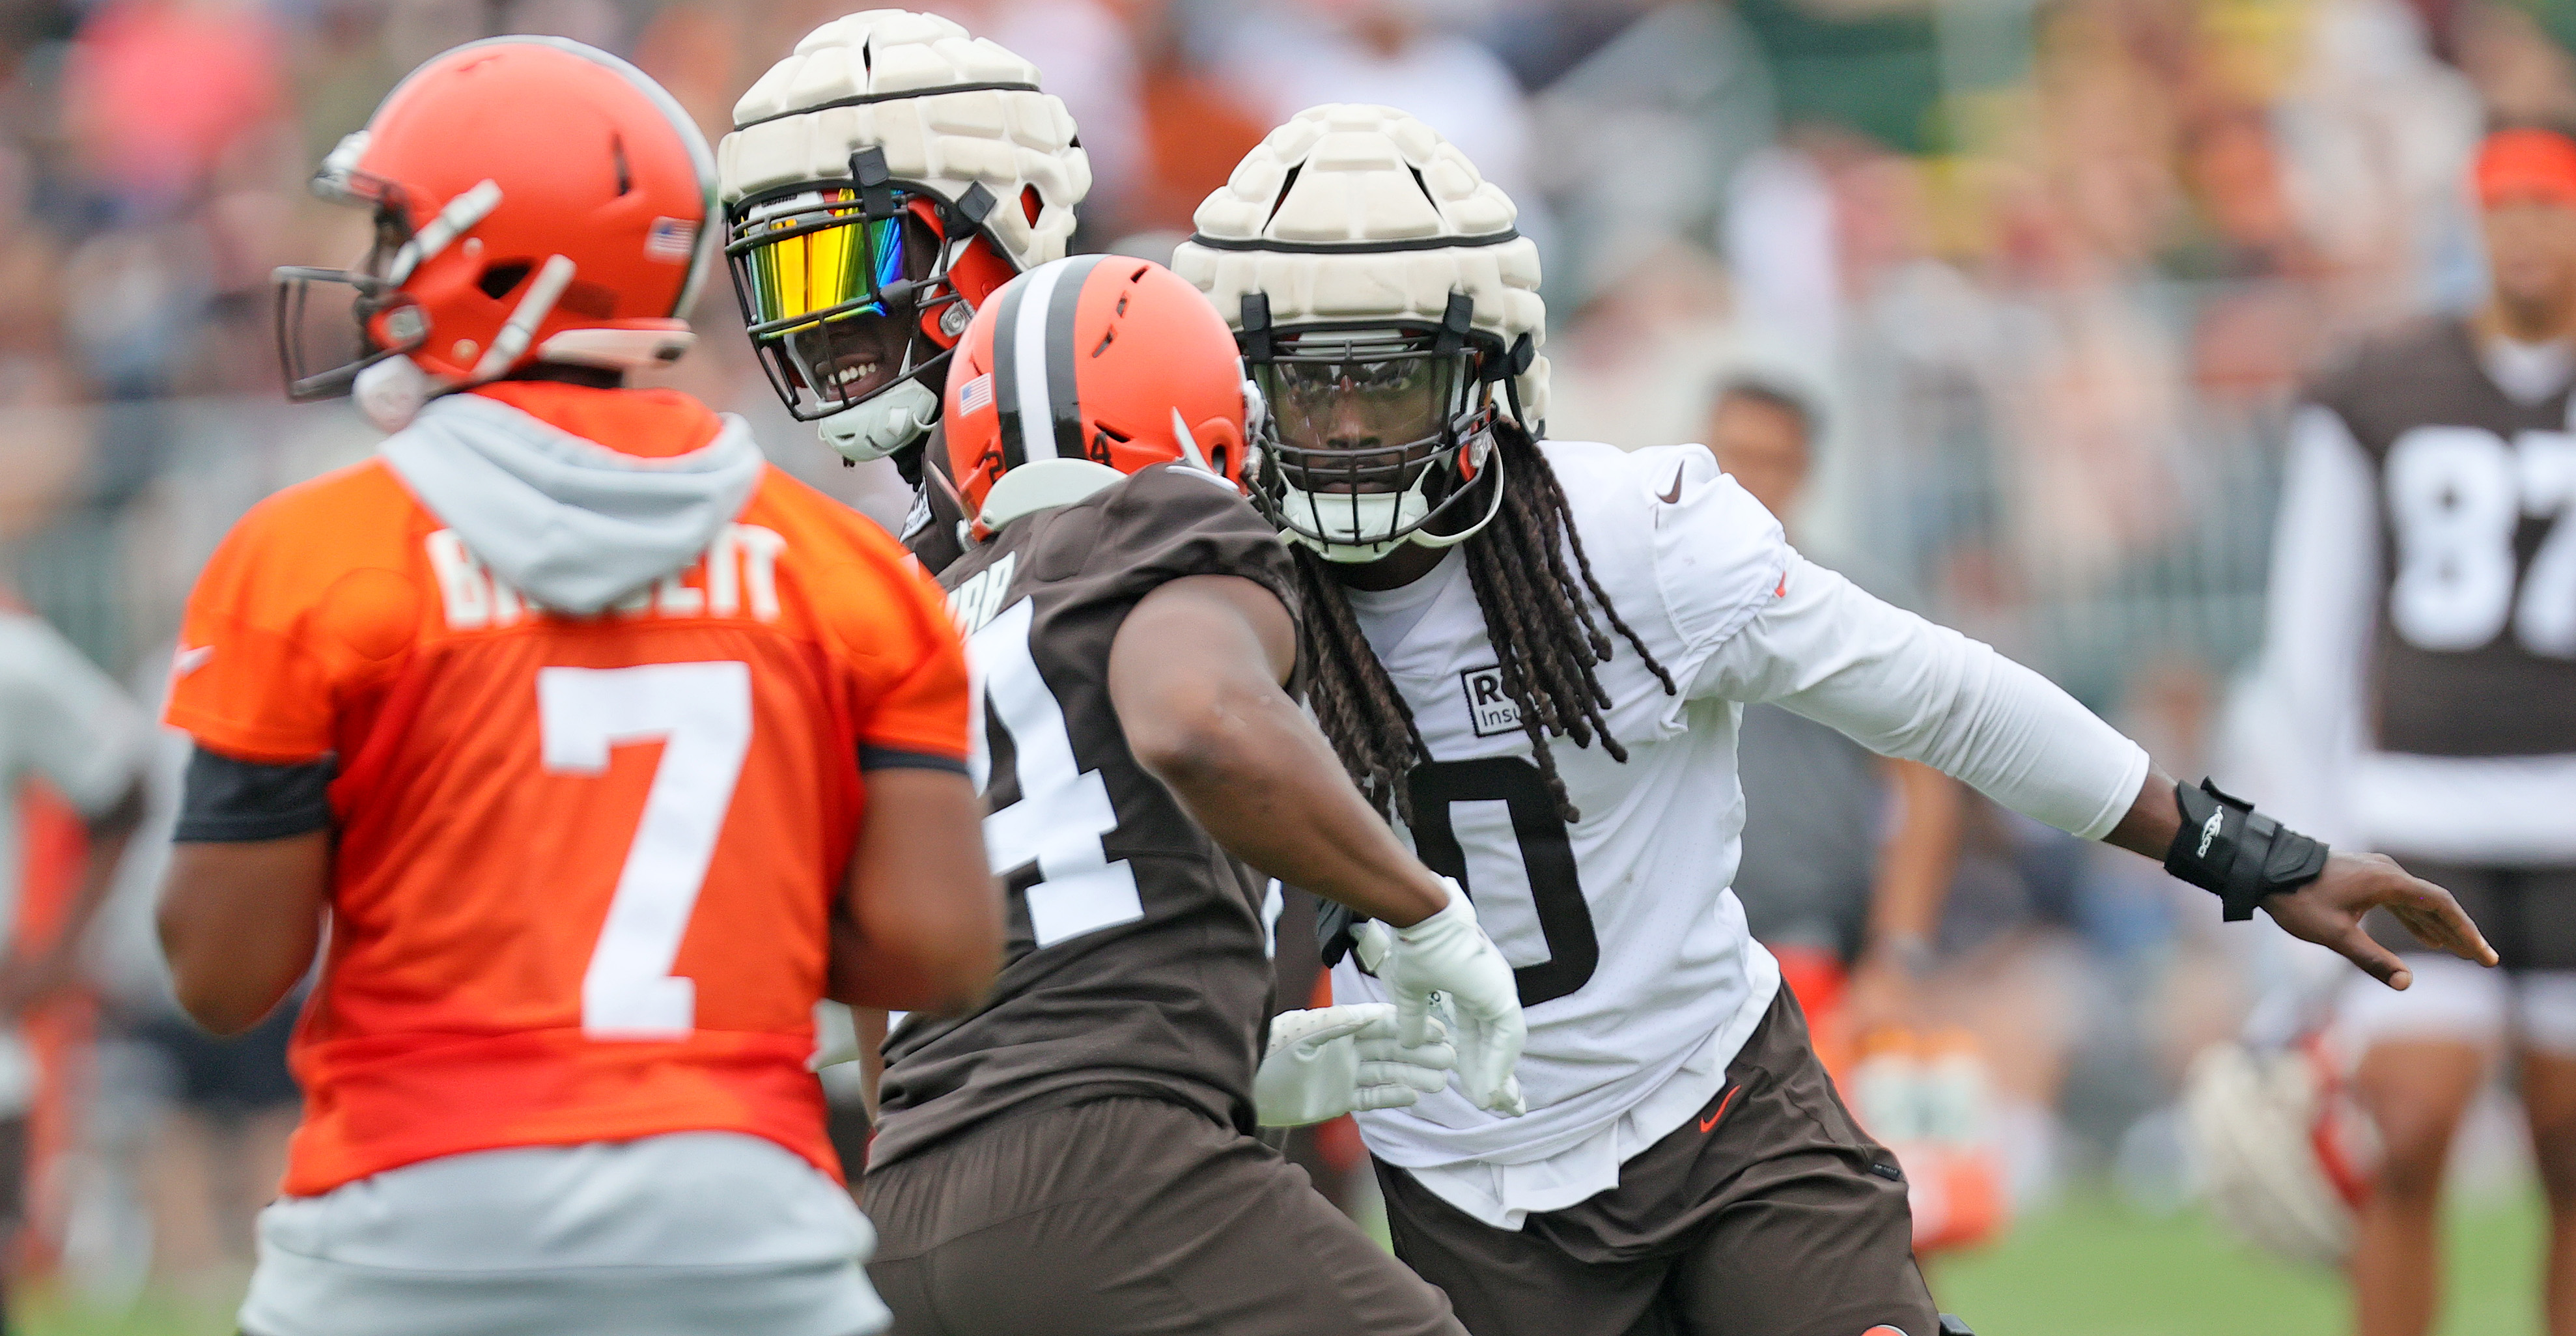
[
  {"left": 1255, "top": 1005, "right": 1455, "bottom": 1127},
  {"left": 2261, "top": 852, "right": 2497, "bottom": 990},
  {"left": 809, "top": 1000, "right": 863, "bottom": 1072},
  {"left": 1360, "top": 880, "right": 1527, "bottom": 1117}
]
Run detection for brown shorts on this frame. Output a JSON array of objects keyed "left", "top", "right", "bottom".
[
  {"left": 2370, "top": 858, "right": 2576, "bottom": 972},
  {"left": 863, "top": 1095, "right": 1466, "bottom": 1336},
  {"left": 1376, "top": 988, "right": 1946, "bottom": 1336}
]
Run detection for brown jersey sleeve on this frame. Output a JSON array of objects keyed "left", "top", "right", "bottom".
[{"left": 1077, "top": 464, "right": 1302, "bottom": 633}]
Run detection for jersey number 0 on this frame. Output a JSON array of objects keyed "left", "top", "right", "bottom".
[{"left": 1408, "top": 757, "right": 1601, "bottom": 1007}]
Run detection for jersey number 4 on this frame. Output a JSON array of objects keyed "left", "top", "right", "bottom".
[
  {"left": 2388, "top": 426, "right": 2576, "bottom": 656},
  {"left": 538, "top": 662, "right": 752, "bottom": 1040},
  {"left": 966, "top": 599, "right": 1145, "bottom": 949},
  {"left": 1409, "top": 757, "right": 1600, "bottom": 1007}
]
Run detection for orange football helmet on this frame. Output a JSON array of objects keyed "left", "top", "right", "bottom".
[
  {"left": 275, "top": 36, "right": 718, "bottom": 429},
  {"left": 943, "top": 256, "right": 1258, "bottom": 538}
]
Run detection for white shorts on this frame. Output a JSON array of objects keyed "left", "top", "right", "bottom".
[
  {"left": 2338, "top": 953, "right": 2576, "bottom": 1057},
  {"left": 240, "top": 1131, "right": 888, "bottom": 1336}
]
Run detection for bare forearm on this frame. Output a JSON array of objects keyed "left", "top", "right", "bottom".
[
  {"left": 1140, "top": 686, "right": 1446, "bottom": 928},
  {"left": 856, "top": 1006, "right": 888, "bottom": 1120},
  {"left": 2103, "top": 769, "right": 2184, "bottom": 859},
  {"left": 1866, "top": 760, "right": 1960, "bottom": 947},
  {"left": 1110, "top": 575, "right": 1446, "bottom": 928}
]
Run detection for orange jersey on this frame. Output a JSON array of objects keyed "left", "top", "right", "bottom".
[{"left": 166, "top": 385, "right": 968, "bottom": 1198}]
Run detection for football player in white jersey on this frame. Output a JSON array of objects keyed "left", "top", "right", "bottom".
[{"left": 1173, "top": 105, "right": 2497, "bottom": 1336}]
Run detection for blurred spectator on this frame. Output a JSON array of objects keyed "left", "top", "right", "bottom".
[
  {"left": 1537, "top": 0, "right": 1777, "bottom": 309},
  {"left": 1218, "top": 0, "right": 1541, "bottom": 215},
  {"left": 59, "top": 0, "right": 282, "bottom": 221},
  {"left": 1543, "top": 237, "right": 1741, "bottom": 449},
  {"left": 1113, "top": 0, "right": 1271, "bottom": 241},
  {"left": 0, "top": 601, "right": 148, "bottom": 1324},
  {"left": 982, "top": 0, "right": 1146, "bottom": 237},
  {"left": 1708, "top": 374, "right": 1966, "bottom": 1051},
  {"left": 88, "top": 647, "right": 296, "bottom": 1307}
]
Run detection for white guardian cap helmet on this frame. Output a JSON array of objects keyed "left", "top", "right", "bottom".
[
  {"left": 1172, "top": 105, "right": 1547, "bottom": 562},
  {"left": 719, "top": 10, "right": 1090, "bottom": 462}
]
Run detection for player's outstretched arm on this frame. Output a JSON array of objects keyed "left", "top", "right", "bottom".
[
  {"left": 160, "top": 831, "right": 329, "bottom": 1035},
  {"left": 832, "top": 766, "right": 1003, "bottom": 1016},
  {"left": 1111, "top": 574, "right": 1526, "bottom": 1115},
  {"left": 1108, "top": 574, "right": 1451, "bottom": 927},
  {"left": 1718, "top": 556, "right": 2497, "bottom": 992},
  {"left": 2103, "top": 772, "right": 2495, "bottom": 989}
]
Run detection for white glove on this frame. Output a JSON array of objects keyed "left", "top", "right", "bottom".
[
  {"left": 1256, "top": 1004, "right": 1455, "bottom": 1127},
  {"left": 809, "top": 999, "right": 861, "bottom": 1072},
  {"left": 1360, "top": 879, "right": 1528, "bottom": 1117}
]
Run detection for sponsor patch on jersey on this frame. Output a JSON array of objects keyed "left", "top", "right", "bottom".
[
  {"left": 1459, "top": 665, "right": 1522, "bottom": 737},
  {"left": 644, "top": 217, "right": 697, "bottom": 263}
]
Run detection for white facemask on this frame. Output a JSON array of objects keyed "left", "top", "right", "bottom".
[{"left": 1275, "top": 462, "right": 1507, "bottom": 563}]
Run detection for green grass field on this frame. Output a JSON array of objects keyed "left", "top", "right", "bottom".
[
  {"left": 1932, "top": 1187, "right": 2546, "bottom": 1336},
  {"left": 8, "top": 1185, "right": 2552, "bottom": 1335}
]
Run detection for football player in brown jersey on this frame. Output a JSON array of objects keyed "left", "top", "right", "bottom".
[
  {"left": 2258, "top": 125, "right": 2576, "bottom": 1336},
  {"left": 862, "top": 255, "right": 1528, "bottom": 1336}
]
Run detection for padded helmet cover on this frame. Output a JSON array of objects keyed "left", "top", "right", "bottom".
[
  {"left": 1171, "top": 104, "right": 1548, "bottom": 430},
  {"left": 718, "top": 8, "right": 1089, "bottom": 272}
]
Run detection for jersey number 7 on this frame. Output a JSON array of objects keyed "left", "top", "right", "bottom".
[{"left": 539, "top": 662, "right": 752, "bottom": 1040}]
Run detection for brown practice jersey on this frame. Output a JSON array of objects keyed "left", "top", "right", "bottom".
[
  {"left": 895, "top": 428, "right": 970, "bottom": 578},
  {"left": 2310, "top": 316, "right": 2576, "bottom": 757},
  {"left": 869, "top": 462, "right": 1302, "bottom": 1168}
]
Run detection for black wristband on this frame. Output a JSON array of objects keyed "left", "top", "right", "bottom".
[{"left": 2163, "top": 777, "right": 2329, "bottom": 921}]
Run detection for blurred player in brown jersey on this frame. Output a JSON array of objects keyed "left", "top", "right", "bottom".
[
  {"left": 860, "top": 255, "right": 1529, "bottom": 1336},
  {"left": 2258, "top": 126, "right": 2576, "bottom": 1336}
]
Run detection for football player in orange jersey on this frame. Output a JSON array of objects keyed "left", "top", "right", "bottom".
[
  {"left": 152, "top": 37, "right": 1000, "bottom": 1336},
  {"left": 858, "top": 255, "right": 1524, "bottom": 1336}
]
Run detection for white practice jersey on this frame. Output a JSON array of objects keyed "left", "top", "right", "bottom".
[{"left": 1332, "top": 440, "right": 2149, "bottom": 1228}]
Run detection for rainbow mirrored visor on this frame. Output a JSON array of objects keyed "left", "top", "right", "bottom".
[{"left": 727, "top": 186, "right": 911, "bottom": 335}]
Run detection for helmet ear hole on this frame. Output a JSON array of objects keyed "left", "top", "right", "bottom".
[
  {"left": 477, "top": 261, "right": 533, "bottom": 300},
  {"left": 1020, "top": 185, "right": 1042, "bottom": 225}
]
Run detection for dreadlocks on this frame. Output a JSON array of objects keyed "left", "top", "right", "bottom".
[{"left": 1291, "top": 417, "right": 1675, "bottom": 825}]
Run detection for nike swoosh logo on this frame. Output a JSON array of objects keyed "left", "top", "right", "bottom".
[
  {"left": 1659, "top": 464, "right": 1687, "bottom": 505},
  {"left": 1698, "top": 1084, "right": 1741, "bottom": 1134},
  {"left": 173, "top": 644, "right": 214, "bottom": 676}
]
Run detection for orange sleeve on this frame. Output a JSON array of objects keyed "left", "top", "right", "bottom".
[
  {"left": 164, "top": 476, "right": 422, "bottom": 764},
  {"left": 847, "top": 551, "right": 972, "bottom": 766},
  {"left": 165, "top": 506, "right": 341, "bottom": 764}
]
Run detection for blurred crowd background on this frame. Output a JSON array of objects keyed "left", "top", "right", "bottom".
[{"left": 0, "top": 0, "right": 2560, "bottom": 1329}]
